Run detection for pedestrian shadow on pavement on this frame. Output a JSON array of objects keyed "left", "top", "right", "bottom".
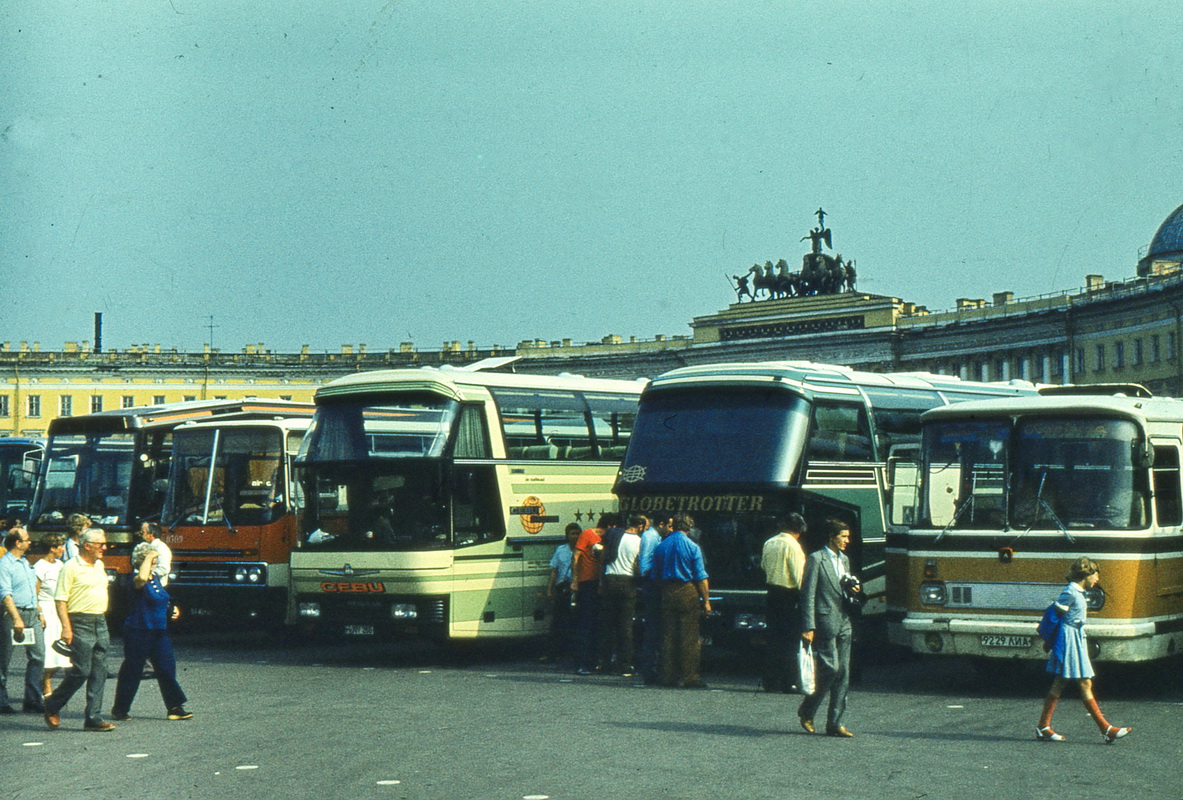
[{"left": 606, "top": 720, "right": 789, "bottom": 738}]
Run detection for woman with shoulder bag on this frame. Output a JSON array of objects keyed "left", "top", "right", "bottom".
[{"left": 1036, "top": 556, "right": 1130, "bottom": 743}]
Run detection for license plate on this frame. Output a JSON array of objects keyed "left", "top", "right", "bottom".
[
  {"left": 344, "top": 624, "right": 375, "bottom": 636},
  {"left": 980, "top": 634, "right": 1031, "bottom": 648}
]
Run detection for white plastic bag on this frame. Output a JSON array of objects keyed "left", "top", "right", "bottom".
[{"left": 797, "top": 641, "right": 815, "bottom": 695}]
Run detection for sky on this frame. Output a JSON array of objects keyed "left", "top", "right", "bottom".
[{"left": 3, "top": 0, "right": 1181, "bottom": 353}]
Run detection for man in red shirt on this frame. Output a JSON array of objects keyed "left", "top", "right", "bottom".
[{"left": 570, "top": 513, "right": 613, "bottom": 674}]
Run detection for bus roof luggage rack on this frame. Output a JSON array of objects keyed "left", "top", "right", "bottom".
[{"left": 1038, "top": 383, "right": 1153, "bottom": 398}]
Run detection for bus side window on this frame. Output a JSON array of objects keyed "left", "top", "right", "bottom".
[
  {"left": 1153, "top": 446, "right": 1182, "bottom": 527},
  {"left": 585, "top": 393, "right": 637, "bottom": 461},
  {"left": 452, "top": 466, "right": 505, "bottom": 546},
  {"left": 491, "top": 389, "right": 592, "bottom": 461},
  {"left": 806, "top": 403, "right": 873, "bottom": 462}
]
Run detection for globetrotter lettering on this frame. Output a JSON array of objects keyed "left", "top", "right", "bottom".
[
  {"left": 618, "top": 495, "right": 766, "bottom": 513},
  {"left": 321, "top": 582, "right": 386, "bottom": 593}
]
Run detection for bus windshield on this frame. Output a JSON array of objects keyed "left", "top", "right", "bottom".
[
  {"left": 163, "top": 428, "right": 287, "bottom": 528},
  {"left": 619, "top": 387, "right": 810, "bottom": 487},
  {"left": 920, "top": 417, "right": 1149, "bottom": 531},
  {"left": 299, "top": 461, "right": 450, "bottom": 552},
  {"left": 33, "top": 432, "right": 136, "bottom": 526},
  {"left": 298, "top": 397, "right": 458, "bottom": 461},
  {"left": 297, "top": 395, "right": 460, "bottom": 552},
  {"left": 0, "top": 443, "right": 41, "bottom": 521}
]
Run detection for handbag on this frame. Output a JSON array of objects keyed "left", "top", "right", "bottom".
[
  {"left": 1036, "top": 603, "right": 1062, "bottom": 645},
  {"left": 797, "top": 641, "right": 816, "bottom": 696}
]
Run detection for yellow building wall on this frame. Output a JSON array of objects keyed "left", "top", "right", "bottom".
[{"left": 0, "top": 377, "right": 319, "bottom": 437}]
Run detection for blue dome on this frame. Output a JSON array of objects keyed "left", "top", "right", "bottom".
[{"left": 1148, "top": 204, "right": 1183, "bottom": 259}]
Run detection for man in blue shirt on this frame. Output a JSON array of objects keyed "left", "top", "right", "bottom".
[
  {"left": 542, "top": 523, "right": 581, "bottom": 664},
  {"left": 651, "top": 513, "right": 711, "bottom": 688},
  {"left": 0, "top": 527, "right": 45, "bottom": 713},
  {"left": 637, "top": 512, "right": 670, "bottom": 685}
]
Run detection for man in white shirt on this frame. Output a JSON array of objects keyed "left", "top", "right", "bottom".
[
  {"left": 139, "top": 522, "right": 172, "bottom": 586},
  {"left": 761, "top": 513, "right": 806, "bottom": 693},
  {"left": 600, "top": 515, "right": 644, "bottom": 675}
]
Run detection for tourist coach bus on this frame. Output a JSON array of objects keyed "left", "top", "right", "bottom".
[
  {"left": 159, "top": 412, "right": 314, "bottom": 625},
  {"left": 289, "top": 367, "right": 643, "bottom": 640},
  {"left": 28, "top": 399, "right": 318, "bottom": 579},
  {"left": 0, "top": 437, "right": 44, "bottom": 523},
  {"left": 612, "top": 361, "right": 1038, "bottom": 642},
  {"left": 886, "top": 387, "right": 1183, "bottom": 664}
]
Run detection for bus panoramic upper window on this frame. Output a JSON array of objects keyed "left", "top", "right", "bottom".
[{"left": 807, "top": 403, "right": 873, "bottom": 462}]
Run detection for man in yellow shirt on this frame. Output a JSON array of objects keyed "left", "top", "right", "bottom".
[
  {"left": 761, "top": 513, "right": 807, "bottom": 693},
  {"left": 44, "top": 528, "right": 115, "bottom": 732}
]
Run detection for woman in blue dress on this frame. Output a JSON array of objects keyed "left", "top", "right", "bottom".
[{"left": 1036, "top": 557, "right": 1130, "bottom": 743}]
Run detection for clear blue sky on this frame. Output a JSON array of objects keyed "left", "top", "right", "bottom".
[{"left": 3, "top": 1, "right": 1180, "bottom": 352}]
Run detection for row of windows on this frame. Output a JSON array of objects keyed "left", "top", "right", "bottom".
[
  {"left": 0, "top": 394, "right": 198, "bottom": 418},
  {"left": 1082, "top": 332, "right": 1176, "bottom": 374}
]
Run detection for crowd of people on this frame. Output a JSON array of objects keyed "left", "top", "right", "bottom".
[
  {"left": 0, "top": 515, "right": 192, "bottom": 731},
  {"left": 542, "top": 511, "right": 1132, "bottom": 743},
  {"left": 2, "top": 507, "right": 1133, "bottom": 743}
]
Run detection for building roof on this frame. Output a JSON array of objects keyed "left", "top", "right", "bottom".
[{"left": 1147, "top": 203, "right": 1183, "bottom": 260}]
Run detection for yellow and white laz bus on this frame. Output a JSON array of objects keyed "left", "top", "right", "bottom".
[
  {"left": 886, "top": 386, "right": 1183, "bottom": 664},
  {"left": 290, "top": 367, "right": 643, "bottom": 640}
]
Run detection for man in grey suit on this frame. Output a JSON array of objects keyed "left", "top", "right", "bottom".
[{"left": 798, "top": 519, "right": 860, "bottom": 737}]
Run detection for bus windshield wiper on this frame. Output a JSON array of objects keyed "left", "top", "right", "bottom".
[
  {"left": 1017, "top": 471, "right": 1074, "bottom": 545},
  {"left": 935, "top": 493, "right": 974, "bottom": 543}
]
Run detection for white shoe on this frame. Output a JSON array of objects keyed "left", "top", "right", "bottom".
[{"left": 1036, "top": 726, "right": 1065, "bottom": 742}]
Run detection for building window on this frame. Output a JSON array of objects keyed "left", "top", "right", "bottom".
[
  {"left": 1094, "top": 344, "right": 1105, "bottom": 372},
  {"left": 27, "top": 395, "right": 41, "bottom": 418},
  {"left": 1134, "top": 338, "right": 1144, "bottom": 366},
  {"left": 1153, "top": 335, "right": 1162, "bottom": 363},
  {"left": 182, "top": 395, "right": 196, "bottom": 402},
  {"left": 122, "top": 396, "right": 135, "bottom": 409},
  {"left": 1170, "top": 333, "right": 1177, "bottom": 362},
  {"left": 0, "top": 396, "right": 9, "bottom": 417},
  {"left": 91, "top": 395, "right": 103, "bottom": 413},
  {"left": 1075, "top": 347, "right": 1085, "bottom": 375},
  {"left": 59, "top": 395, "right": 73, "bottom": 417},
  {"left": 1114, "top": 342, "right": 1125, "bottom": 370},
  {"left": 153, "top": 395, "right": 166, "bottom": 405}
]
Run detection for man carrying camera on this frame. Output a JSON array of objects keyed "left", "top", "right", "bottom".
[{"left": 798, "top": 519, "right": 861, "bottom": 738}]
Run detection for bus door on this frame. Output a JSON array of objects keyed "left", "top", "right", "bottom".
[
  {"left": 1150, "top": 441, "right": 1183, "bottom": 609},
  {"left": 886, "top": 445, "right": 922, "bottom": 531}
]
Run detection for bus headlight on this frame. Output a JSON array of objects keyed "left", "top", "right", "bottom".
[
  {"left": 298, "top": 602, "right": 321, "bottom": 618},
  {"left": 390, "top": 603, "right": 418, "bottom": 620},
  {"left": 233, "top": 566, "right": 266, "bottom": 584},
  {"left": 733, "top": 613, "right": 766, "bottom": 630},
  {"left": 919, "top": 582, "right": 947, "bottom": 605}
]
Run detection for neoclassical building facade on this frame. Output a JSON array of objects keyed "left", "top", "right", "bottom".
[{"left": 4, "top": 203, "right": 1183, "bottom": 436}]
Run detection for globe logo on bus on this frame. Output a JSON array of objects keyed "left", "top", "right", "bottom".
[
  {"left": 520, "top": 496, "right": 546, "bottom": 534},
  {"left": 618, "top": 465, "right": 647, "bottom": 484}
]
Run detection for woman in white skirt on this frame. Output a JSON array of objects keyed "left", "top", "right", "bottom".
[
  {"left": 1036, "top": 556, "right": 1131, "bottom": 743},
  {"left": 33, "top": 534, "right": 70, "bottom": 697}
]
